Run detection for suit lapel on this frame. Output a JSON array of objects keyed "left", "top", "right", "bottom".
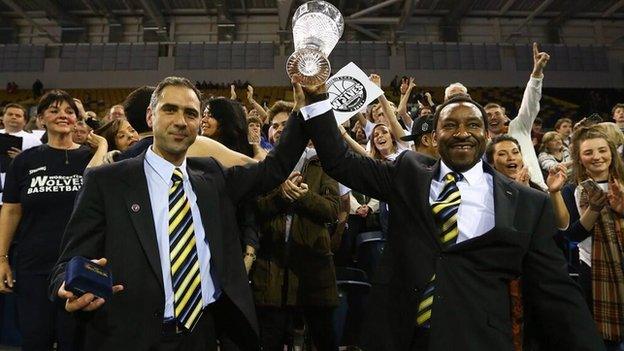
[
  {"left": 121, "top": 154, "right": 163, "bottom": 289},
  {"left": 491, "top": 167, "right": 518, "bottom": 232},
  {"left": 418, "top": 161, "right": 442, "bottom": 250},
  {"left": 187, "top": 166, "right": 224, "bottom": 282}
]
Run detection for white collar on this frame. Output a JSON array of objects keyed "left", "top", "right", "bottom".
[
  {"left": 439, "top": 160, "right": 485, "bottom": 186},
  {"left": 145, "top": 146, "right": 188, "bottom": 185}
]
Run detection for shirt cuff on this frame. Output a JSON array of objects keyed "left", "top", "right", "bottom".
[{"left": 300, "top": 99, "right": 332, "bottom": 120}]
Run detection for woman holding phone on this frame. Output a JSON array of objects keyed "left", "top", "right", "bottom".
[{"left": 561, "top": 125, "right": 624, "bottom": 350}]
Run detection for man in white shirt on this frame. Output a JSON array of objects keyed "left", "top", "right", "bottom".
[
  {"left": 300, "top": 90, "right": 602, "bottom": 350},
  {"left": 0, "top": 103, "right": 42, "bottom": 202},
  {"left": 484, "top": 42, "right": 550, "bottom": 190},
  {"left": 50, "top": 76, "right": 311, "bottom": 351},
  {"left": 1, "top": 103, "right": 42, "bottom": 155}
]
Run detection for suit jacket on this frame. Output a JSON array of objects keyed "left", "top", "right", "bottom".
[
  {"left": 49, "top": 113, "right": 308, "bottom": 351},
  {"left": 305, "top": 110, "right": 604, "bottom": 351}
]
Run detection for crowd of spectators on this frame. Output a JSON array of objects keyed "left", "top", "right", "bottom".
[{"left": 0, "top": 41, "right": 622, "bottom": 351}]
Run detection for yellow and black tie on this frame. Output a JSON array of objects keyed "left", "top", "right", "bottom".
[
  {"left": 169, "top": 168, "right": 203, "bottom": 331},
  {"left": 416, "top": 172, "right": 462, "bottom": 328}
]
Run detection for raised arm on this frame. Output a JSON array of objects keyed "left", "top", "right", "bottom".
[
  {"left": 370, "top": 74, "right": 407, "bottom": 144},
  {"left": 509, "top": 43, "right": 549, "bottom": 134},
  {"left": 188, "top": 135, "right": 257, "bottom": 167},
  {"left": 301, "top": 98, "right": 395, "bottom": 201},
  {"left": 246, "top": 85, "right": 268, "bottom": 123},
  {"left": 338, "top": 123, "right": 368, "bottom": 157},
  {"left": 397, "top": 77, "right": 415, "bottom": 128}
]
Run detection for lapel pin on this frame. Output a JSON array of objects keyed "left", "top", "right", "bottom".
[{"left": 131, "top": 203, "right": 141, "bottom": 213}]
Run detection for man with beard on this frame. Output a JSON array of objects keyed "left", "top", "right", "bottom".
[
  {"left": 299, "top": 91, "right": 603, "bottom": 351},
  {"left": 484, "top": 42, "right": 550, "bottom": 190}
]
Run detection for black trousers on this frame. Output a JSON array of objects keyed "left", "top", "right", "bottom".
[
  {"left": 15, "top": 272, "right": 77, "bottom": 351},
  {"left": 256, "top": 306, "right": 337, "bottom": 351},
  {"left": 153, "top": 306, "right": 217, "bottom": 351}
]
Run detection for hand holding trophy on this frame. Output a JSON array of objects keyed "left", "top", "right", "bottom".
[{"left": 286, "top": 1, "right": 344, "bottom": 86}]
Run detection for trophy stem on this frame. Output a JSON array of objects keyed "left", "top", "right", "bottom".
[{"left": 286, "top": 47, "right": 331, "bottom": 86}]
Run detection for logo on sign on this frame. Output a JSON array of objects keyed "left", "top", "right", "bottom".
[{"left": 327, "top": 76, "right": 367, "bottom": 113}]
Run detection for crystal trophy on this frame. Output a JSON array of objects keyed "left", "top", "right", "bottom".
[{"left": 286, "top": 0, "right": 344, "bottom": 86}]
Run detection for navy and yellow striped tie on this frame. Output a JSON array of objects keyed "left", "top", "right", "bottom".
[
  {"left": 169, "top": 168, "right": 203, "bottom": 331},
  {"left": 416, "top": 172, "right": 462, "bottom": 327}
]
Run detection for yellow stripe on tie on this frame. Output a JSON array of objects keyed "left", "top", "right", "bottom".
[
  {"left": 416, "top": 310, "right": 432, "bottom": 326},
  {"left": 442, "top": 227, "right": 459, "bottom": 243},
  {"left": 174, "top": 262, "right": 200, "bottom": 300},
  {"left": 170, "top": 224, "right": 195, "bottom": 260},
  {"left": 175, "top": 275, "right": 201, "bottom": 316},
  {"left": 168, "top": 196, "right": 186, "bottom": 218},
  {"left": 441, "top": 217, "right": 457, "bottom": 232},
  {"left": 169, "top": 182, "right": 181, "bottom": 195},
  {"left": 418, "top": 296, "right": 433, "bottom": 311},
  {"left": 432, "top": 198, "right": 461, "bottom": 214},
  {"left": 183, "top": 301, "right": 203, "bottom": 330},
  {"left": 168, "top": 202, "right": 191, "bottom": 233},
  {"left": 171, "top": 236, "right": 196, "bottom": 274}
]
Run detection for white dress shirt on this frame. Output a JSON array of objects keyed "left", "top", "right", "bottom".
[
  {"left": 507, "top": 76, "right": 546, "bottom": 190},
  {"left": 144, "top": 147, "right": 218, "bottom": 319},
  {"left": 429, "top": 160, "right": 495, "bottom": 244},
  {"left": 0, "top": 129, "right": 43, "bottom": 203}
]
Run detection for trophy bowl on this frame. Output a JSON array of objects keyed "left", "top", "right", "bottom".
[{"left": 286, "top": 1, "right": 344, "bottom": 86}]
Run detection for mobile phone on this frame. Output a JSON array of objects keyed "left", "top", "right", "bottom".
[{"left": 581, "top": 179, "right": 602, "bottom": 193}]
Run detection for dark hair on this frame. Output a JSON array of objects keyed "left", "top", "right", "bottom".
[
  {"left": 485, "top": 134, "right": 521, "bottom": 164},
  {"left": 95, "top": 119, "right": 126, "bottom": 151},
  {"left": 150, "top": 76, "right": 202, "bottom": 112},
  {"left": 433, "top": 95, "right": 489, "bottom": 133},
  {"left": 207, "top": 97, "right": 253, "bottom": 157},
  {"left": 267, "top": 101, "right": 294, "bottom": 123},
  {"left": 123, "top": 85, "right": 155, "bottom": 134},
  {"left": 37, "top": 90, "right": 79, "bottom": 118},
  {"left": 2, "top": 103, "right": 27, "bottom": 118},
  {"left": 612, "top": 103, "right": 624, "bottom": 115}
]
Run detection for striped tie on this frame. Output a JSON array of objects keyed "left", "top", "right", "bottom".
[
  {"left": 169, "top": 168, "right": 203, "bottom": 331},
  {"left": 416, "top": 172, "right": 462, "bottom": 328}
]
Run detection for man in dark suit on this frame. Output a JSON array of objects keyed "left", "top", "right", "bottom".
[
  {"left": 49, "top": 76, "right": 312, "bottom": 350},
  {"left": 299, "top": 92, "right": 605, "bottom": 350}
]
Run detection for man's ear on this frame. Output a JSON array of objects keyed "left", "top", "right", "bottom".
[
  {"left": 432, "top": 130, "right": 438, "bottom": 145},
  {"left": 146, "top": 107, "right": 153, "bottom": 129}
]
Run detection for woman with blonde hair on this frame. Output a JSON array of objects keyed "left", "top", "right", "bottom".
[{"left": 562, "top": 125, "right": 624, "bottom": 350}]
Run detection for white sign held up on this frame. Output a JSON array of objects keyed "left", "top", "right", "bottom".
[{"left": 325, "top": 62, "right": 384, "bottom": 125}]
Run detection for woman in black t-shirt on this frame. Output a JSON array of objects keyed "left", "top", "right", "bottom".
[{"left": 0, "top": 90, "right": 107, "bottom": 350}]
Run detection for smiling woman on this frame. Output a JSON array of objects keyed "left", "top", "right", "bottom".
[
  {"left": 562, "top": 125, "right": 624, "bottom": 347},
  {"left": 0, "top": 90, "right": 107, "bottom": 350}
]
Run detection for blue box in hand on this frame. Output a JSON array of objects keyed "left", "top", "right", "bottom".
[{"left": 65, "top": 256, "right": 113, "bottom": 299}]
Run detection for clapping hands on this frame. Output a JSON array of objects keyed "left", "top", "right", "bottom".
[
  {"left": 546, "top": 164, "right": 567, "bottom": 193},
  {"left": 279, "top": 172, "right": 309, "bottom": 202}
]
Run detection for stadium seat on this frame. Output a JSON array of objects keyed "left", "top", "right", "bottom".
[
  {"left": 333, "top": 267, "right": 371, "bottom": 347},
  {"left": 355, "top": 231, "right": 386, "bottom": 281}
]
